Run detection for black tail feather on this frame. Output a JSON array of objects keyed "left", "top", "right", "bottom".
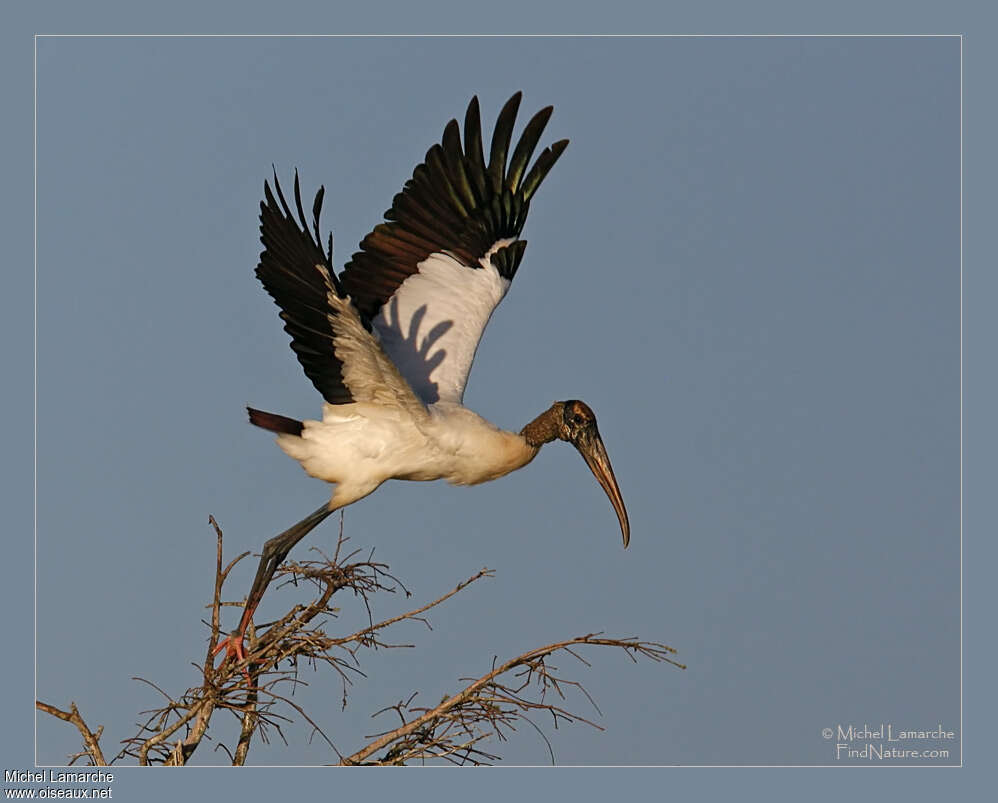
[{"left": 247, "top": 407, "right": 304, "bottom": 436}]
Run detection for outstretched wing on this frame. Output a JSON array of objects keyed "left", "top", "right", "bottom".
[
  {"left": 254, "top": 171, "right": 422, "bottom": 414},
  {"left": 255, "top": 171, "right": 356, "bottom": 405},
  {"left": 339, "top": 92, "right": 568, "bottom": 405}
]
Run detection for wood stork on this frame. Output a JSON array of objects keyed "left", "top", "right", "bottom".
[{"left": 215, "top": 92, "right": 629, "bottom": 675}]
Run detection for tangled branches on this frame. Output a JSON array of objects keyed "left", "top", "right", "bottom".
[
  {"left": 352, "top": 634, "right": 682, "bottom": 765},
  {"left": 37, "top": 516, "right": 683, "bottom": 766}
]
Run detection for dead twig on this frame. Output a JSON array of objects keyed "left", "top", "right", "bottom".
[{"left": 35, "top": 701, "right": 107, "bottom": 767}]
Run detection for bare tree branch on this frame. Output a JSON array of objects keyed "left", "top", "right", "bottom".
[
  {"left": 35, "top": 701, "right": 107, "bottom": 767},
  {"left": 340, "top": 634, "right": 683, "bottom": 765},
  {"left": 38, "top": 515, "right": 683, "bottom": 766}
]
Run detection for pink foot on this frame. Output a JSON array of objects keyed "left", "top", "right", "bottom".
[{"left": 214, "top": 631, "right": 252, "bottom": 684}]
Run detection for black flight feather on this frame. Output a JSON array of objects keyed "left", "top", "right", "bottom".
[{"left": 255, "top": 171, "right": 354, "bottom": 404}]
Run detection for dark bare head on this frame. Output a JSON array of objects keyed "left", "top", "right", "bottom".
[{"left": 523, "top": 400, "right": 630, "bottom": 547}]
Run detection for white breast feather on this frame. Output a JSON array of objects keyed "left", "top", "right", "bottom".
[{"left": 372, "top": 250, "right": 512, "bottom": 404}]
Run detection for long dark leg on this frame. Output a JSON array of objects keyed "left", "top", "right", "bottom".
[
  {"left": 215, "top": 501, "right": 335, "bottom": 679},
  {"left": 238, "top": 502, "right": 336, "bottom": 632}
]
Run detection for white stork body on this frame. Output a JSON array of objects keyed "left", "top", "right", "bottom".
[
  {"left": 216, "top": 93, "right": 629, "bottom": 679},
  {"left": 279, "top": 402, "right": 538, "bottom": 502}
]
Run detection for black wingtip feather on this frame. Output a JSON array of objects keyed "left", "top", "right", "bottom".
[
  {"left": 272, "top": 166, "right": 293, "bottom": 219},
  {"left": 506, "top": 105, "right": 553, "bottom": 193},
  {"left": 292, "top": 170, "right": 312, "bottom": 248},
  {"left": 521, "top": 138, "right": 569, "bottom": 201},
  {"left": 487, "top": 92, "right": 523, "bottom": 193}
]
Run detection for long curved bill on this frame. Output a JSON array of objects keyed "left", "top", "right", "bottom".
[{"left": 574, "top": 427, "right": 630, "bottom": 548}]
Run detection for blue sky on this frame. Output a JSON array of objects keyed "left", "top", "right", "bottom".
[{"left": 4, "top": 4, "right": 992, "bottom": 800}]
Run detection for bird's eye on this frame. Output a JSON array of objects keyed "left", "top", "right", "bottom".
[{"left": 572, "top": 413, "right": 586, "bottom": 425}]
